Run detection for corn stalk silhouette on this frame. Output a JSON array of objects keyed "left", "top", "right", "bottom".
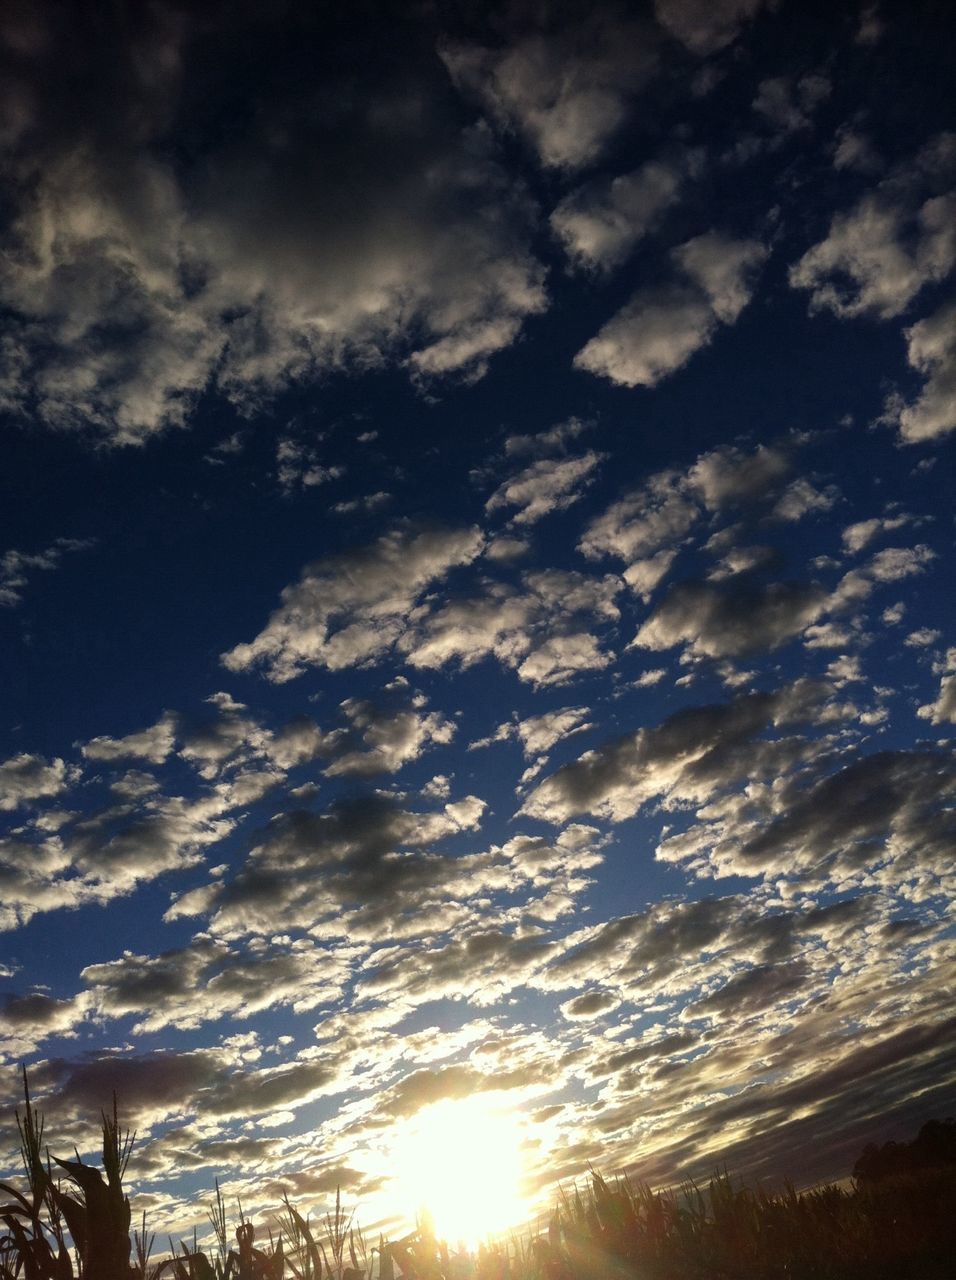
[{"left": 0, "top": 1068, "right": 132, "bottom": 1279}]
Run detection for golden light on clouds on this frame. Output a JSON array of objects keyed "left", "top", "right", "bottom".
[{"left": 388, "top": 1093, "right": 533, "bottom": 1247}]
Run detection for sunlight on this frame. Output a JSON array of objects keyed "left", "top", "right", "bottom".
[{"left": 390, "top": 1093, "right": 532, "bottom": 1248}]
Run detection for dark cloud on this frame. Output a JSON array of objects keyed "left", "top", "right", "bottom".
[
  {"left": 734, "top": 748, "right": 956, "bottom": 879},
  {"left": 0, "top": 6, "right": 546, "bottom": 443},
  {"left": 685, "top": 960, "right": 810, "bottom": 1020},
  {"left": 81, "top": 937, "right": 350, "bottom": 1033},
  {"left": 654, "top": 0, "right": 773, "bottom": 56},
  {"left": 174, "top": 791, "right": 490, "bottom": 941},
  {"left": 634, "top": 579, "right": 827, "bottom": 658},
  {"left": 523, "top": 682, "right": 835, "bottom": 823}
]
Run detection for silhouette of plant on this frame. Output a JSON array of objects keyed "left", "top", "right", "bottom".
[{"left": 3, "top": 1074, "right": 955, "bottom": 1279}]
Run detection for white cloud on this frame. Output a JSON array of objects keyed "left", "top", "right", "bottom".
[
  {"left": 833, "top": 126, "right": 881, "bottom": 174},
  {"left": 918, "top": 650, "right": 956, "bottom": 724},
  {"left": 440, "top": 14, "right": 659, "bottom": 171},
  {"left": 504, "top": 418, "right": 590, "bottom": 458},
  {"left": 905, "top": 627, "right": 941, "bottom": 648},
  {"left": 0, "top": 537, "right": 93, "bottom": 608},
  {"left": 771, "top": 478, "right": 838, "bottom": 522},
  {"left": 0, "top": 753, "right": 73, "bottom": 810},
  {"left": 687, "top": 442, "right": 789, "bottom": 508},
  {"left": 322, "top": 693, "right": 456, "bottom": 778},
  {"left": 707, "top": 545, "right": 777, "bottom": 580},
  {"left": 82, "top": 713, "right": 179, "bottom": 766},
  {"left": 575, "top": 284, "right": 716, "bottom": 388},
  {"left": 551, "top": 150, "right": 701, "bottom": 271},
  {"left": 894, "top": 301, "right": 956, "bottom": 442},
  {"left": 275, "top": 439, "right": 345, "bottom": 494},
  {"left": 623, "top": 550, "right": 681, "bottom": 599},
  {"left": 865, "top": 544, "right": 935, "bottom": 581},
  {"left": 517, "top": 633, "right": 612, "bottom": 687},
  {"left": 575, "top": 233, "right": 767, "bottom": 387},
  {"left": 581, "top": 468, "right": 698, "bottom": 563},
  {"left": 674, "top": 233, "right": 769, "bottom": 324},
  {"left": 882, "top": 601, "right": 906, "bottom": 625},
  {"left": 486, "top": 450, "right": 604, "bottom": 526},
  {"left": 841, "top": 515, "right": 911, "bottom": 554},
  {"left": 222, "top": 526, "right": 485, "bottom": 682},
  {"left": 856, "top": 4, "right": 884, "bottom": 45},
  {"left": 479, "top": 708, "right": 594, "bottom": 759},
  {"left": 790, "top": 135, "right": 956, "bottom": 320},
  {"left": 404, "top": 569, "right": 622, "bottom": 687}
]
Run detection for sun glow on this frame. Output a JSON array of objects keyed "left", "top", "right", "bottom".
[{"left": 390, "top": 1093, "right": 532, "bottom": 1247}]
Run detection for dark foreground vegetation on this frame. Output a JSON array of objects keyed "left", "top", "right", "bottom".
[{"left": 2, "top": 1080, "right": 954, "bottom": 1280}]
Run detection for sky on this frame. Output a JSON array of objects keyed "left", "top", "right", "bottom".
[{"left": 1, "top": 0, "right": 955, "bottom": 1248}]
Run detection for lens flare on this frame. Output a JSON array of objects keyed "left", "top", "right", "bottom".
[{"left": 390, "top": 1093, "right": 531, "bottom": 1247}]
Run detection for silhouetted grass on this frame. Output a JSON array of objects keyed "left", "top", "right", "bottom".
[{"left": 2, "top": 1074, "right": 955, "bottom": 1278}]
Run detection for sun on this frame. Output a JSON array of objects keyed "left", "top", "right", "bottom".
[{"left": 390, "top": 1093, "right": 532, "bottom": 1248}]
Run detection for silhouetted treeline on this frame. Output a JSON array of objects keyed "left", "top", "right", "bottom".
[{"left": 852, "top": 1118, "right": 956, "bottom": 1183}]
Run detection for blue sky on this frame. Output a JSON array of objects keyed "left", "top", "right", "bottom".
[{"left": 1, "top": 0, "right": 955, "bottom": 1244}]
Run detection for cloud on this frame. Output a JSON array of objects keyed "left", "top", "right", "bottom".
[
  {"left": 0, "top": 8, "right": 547, "bottom": 443},
  {"left": 919, "top": 650, "right": 956, "bottom": 725},
  {"left": 687, "top": 441, "right": 789, "bottom": 508},
  {"left": 653, "top": 0, "right": 773, "bottom": 56},
  {"left": 685, "top": 960, "right": 809, "bottom": 1020},
  {"left": 179, "top": 694, "right": 270, "bottom": 779},
  {"left": 551, "top": 149, "right": 702, "bottom": 271},
  {"left": 580, "top": 468, "right": 700, "bottom": 565},
  {"left": 81, "top": 937, "right": 352, "bottom": 1034},
  {"left": 358, "top": 929, "right": 557, "bottom": 1010},
  {"left": 0, "top": 752, "right": 72, "bottom": 810},
  {"left": 560, "top": 990, "right": 621, "bottom": 1020},
  {"left": 486, "top": 450, "right": 604, "bottom": 526},
  {"left": 82, "top": 712, "right": 179, "bottom": 766},
  {"left": 222, "top": 525, "right": 484, "bottom": 682},
  {"left": 172, "top": 792, "right": 492, "bottom": 942},
  {"left": 0, "top": 537, "right": 93, "bottom": 608},
  {"left": 893, "top": 301, "right": 956, "bottom": 442},
  {"left": 707, "top": 545, "right": 778, "bottom": 580},
  {"left": 322, "top": 687, "right": 456, "bottom": 778},
  {"left": 841, "top": 514, "right": 912, "bottom": 553},
  {"left": 579, "top": 441, "right": 795, "bottom": 601},
  {"left": 833, "top": 126, "right": 881, "bottom": 174},
  {"left": 633, "top": 580, "right": 827, "bottom": 659},
  {"left": 575, "top": 233, "right": 767, "bottom": 387},
  {"left": 403, "top": 568, "right": 622, "bottom": 687},
  {"left": 702, "top": 748, "right": 956, "bottom": 883},
  {"left": 789, "top": 134, "right": 956, "bottom": 320},
  {"left": 575, "top": 284, "right": 716, "bottom": 388},
  {"left": 865, "top": 543, "right": 935, "bottom": 581},
  {"left": 674, "top": 234, "right": 770, "bottom": 324},
  {"left": 752, "top": 74, "right": 831, "bottom": 135},
  {"left": 513, "top": 707, "right": 595, "bottom": 758},
  {"left": 0, "top": 991, "right": 81, "bottom": 1053},
  {"left": 440, "top": 11, "right": 659, "bottom": 171},
  {"left": 275, "top": 439, "right": 345, "bottom": 494},
  {"left": 504, "top": 418, "right": 590, "bottom": 458},
  {"left": 522, "top": 681, "right": 837, "bottom": 824},
  {"left": 771, "top": 478, "right": 838, "bottom": 522}
]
